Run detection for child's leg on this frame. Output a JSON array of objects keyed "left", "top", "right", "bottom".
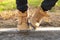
[
  {"left": 41, "top": 0, "right": 58, "bottom": 11},
  {"left": 16, "top": 0, "right": 28, "bottom": 13},
  {"left": 16, "top": 0, "right": 29, "bottom": 30}
]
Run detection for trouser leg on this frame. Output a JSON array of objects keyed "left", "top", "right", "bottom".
[
  {"left": 41, "top": 0, "right": 58, "bottom": 11},
  {"left": 16, "top": 0, "right": 28, "bottom": 13},
  {"left": 16, "top": 0, "right": 29, "bottom": 30}
]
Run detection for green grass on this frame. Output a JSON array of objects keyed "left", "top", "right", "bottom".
[
  {"left": 56, "top": 0, "right": 60, "bottom": 6},
  {"left": 0, "top": 0, "right": 60, "bottom": 11},
  {"left": 28, "top": 0, "right": 42, "bottom": 7},
  {"left": 0, "top": 0, "right": 16, "bottom": 11}
]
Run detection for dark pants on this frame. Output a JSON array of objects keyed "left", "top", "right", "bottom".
[
  {"left": 16, "top": 0, "right": 58, "bottom": 13},
  {"left": 41, "top": 0, "right": 58, "bottom": 11},
  {"left": 16, "top": 0, "right": 28, "bottom": 13}
]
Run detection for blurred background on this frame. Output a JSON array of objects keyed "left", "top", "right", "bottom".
[
  {"left": 0, "top": 0, "right": 60, "bottom": 28},
  {"left": 0, "top": 0, "right": 60, "bottom": 11}
]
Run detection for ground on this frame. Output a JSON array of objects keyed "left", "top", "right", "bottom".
[
  {"left": 0, "top": 7, "right": 60, "bottom": 28},
  {"left": 0, "top": 31, "right": 60, "bottom": 40}
]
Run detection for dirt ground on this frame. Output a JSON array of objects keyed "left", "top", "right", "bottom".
[{"left": 0, "top": 7, "right": 60, "bottom": 28}]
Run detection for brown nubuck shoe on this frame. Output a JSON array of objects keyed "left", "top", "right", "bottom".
[
  {"left": 17, "top": 10, "right": 29, "bottom": 31},
  {"left": 30, "top": 8, "right": 50, "bottom": 29}
]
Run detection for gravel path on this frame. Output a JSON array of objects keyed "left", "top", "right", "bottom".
[{"left": 0, "top": 31, "right": 60, "bottom": 40}]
